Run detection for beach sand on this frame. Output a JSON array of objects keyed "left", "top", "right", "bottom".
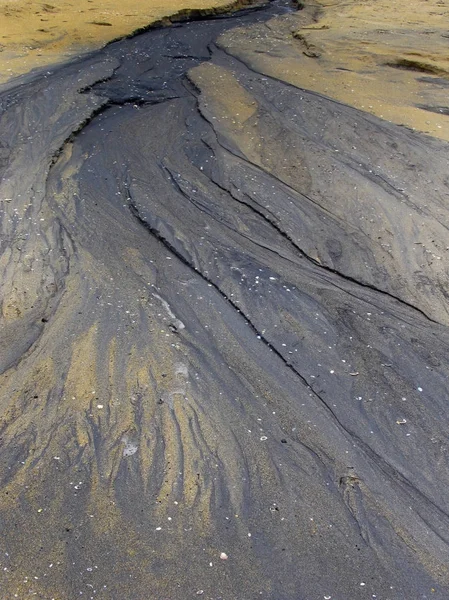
[
  {"left": 1, "top": 1, "right": 449, "bottom": 598},
  {"left": 1, "top": 0, "right": 448, "bottom": 139},
  {"left": 219, "top": 0, "right": 449, "bottom": 140},
  {"left": 0, "top": 0, "right": 259, "bottom": 82}
]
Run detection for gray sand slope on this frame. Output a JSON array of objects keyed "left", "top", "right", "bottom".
[{"left": 1, "top": 1, "right": 449, "bottom": 598}]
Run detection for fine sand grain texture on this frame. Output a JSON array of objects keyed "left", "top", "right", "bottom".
[
  {"left": 297, "top": 0, "right": 449, "bottom": 139},
  {"left": 220, "top": 0, "right": 449, "bottom": 139},
  {"left": 0, "top": 0, "right": 448, "bottom": 138},
  {"left": 0, "top": 0, "right": 261, "bottom": 81},
  {"left": 1, "top": 0, "right": 449, "bottom": 599}
]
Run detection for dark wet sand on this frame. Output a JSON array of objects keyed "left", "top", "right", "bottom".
[
  {"left": 0, "top": 0, "right": 263, "bottom": 83},
  {"left": 1, "top": 1, "right": 449, "bottom": 598}
]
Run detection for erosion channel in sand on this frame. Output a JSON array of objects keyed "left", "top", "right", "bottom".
[
  {"left": 0, "top": 0, "right": 263, "bottom": 82},
  {"left": 0, "top": 0, "right": 449, "bottom": 599},
  {"left": 1, "top": 0, "right": 448, "bottom": 139}
]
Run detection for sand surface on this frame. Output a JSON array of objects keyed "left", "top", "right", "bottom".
[
  {"left": 1, "top": 0, "right": 448, "bottom": 139},
  {"left": 296, "top": 0, "right": 449, "bottom": 139},
  {"left": 0, "top": 0, "right": 259, "bottom": 81},
  {"left": 1, "top": 1, "right": 449, "bottom": 598},
  {"left": 220, "top": 0, "right": 449, "bottom": 140}
]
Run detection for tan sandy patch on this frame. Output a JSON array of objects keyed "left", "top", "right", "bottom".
[
  {"left": 295, "top": 0, "right": 449, "bottom": 139},
  {"left": 220, "top": 0, "right": 449, "bottom": 140},
  {"left": 0, "top": 0, "right": 258, "bottom": 83}
]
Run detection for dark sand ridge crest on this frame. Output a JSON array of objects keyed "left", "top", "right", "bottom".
[{"left": 1, "top": 0, "right": 449, "bottom": 598}]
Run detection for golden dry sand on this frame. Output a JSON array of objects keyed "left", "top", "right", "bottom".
[
  {"left": 1, "top": 0, "right": 448, "bottom": 139},
  {"left": 0, "top": 0, "right": 257, "bottom": 82},
  {"left": 1, "top": 0, "right": 449, "bottom": 595},
  {"left": 293, "top": 0, "right": 449, "bottom": 139},
  {"left": 220, "top": 0, "right": 449, "bottom": 140}
]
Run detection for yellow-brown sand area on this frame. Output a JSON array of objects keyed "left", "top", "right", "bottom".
[
  {"left": 0, "top": 0, "right": 448, "bottom": 135},
  {"left": 293, "top": 0, "right": 449, "bottom": 139},
  {"left": 220, "top": 0, "right": 449, "bottom": 139},
  {"left": 0, "top": 0, "right": 258, "bottom": 82}
]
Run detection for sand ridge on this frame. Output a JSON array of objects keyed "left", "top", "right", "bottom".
[
  {"left": 1, "top": 0, "right": 448, "bottom": 138},
  {"left": 219, "top": 0, "right": 449, "bottom": 140},
  {"left": 1, "top": 1, "right": 449, "bottom": 597}
]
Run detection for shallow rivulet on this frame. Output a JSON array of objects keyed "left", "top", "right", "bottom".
[{"left": 1, "top": 1, "right": 449, "bottom": 598}]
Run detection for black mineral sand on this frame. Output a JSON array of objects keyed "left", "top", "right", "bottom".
[{"left": 1, "top": 1, "right": 449, "bottom": 599}]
